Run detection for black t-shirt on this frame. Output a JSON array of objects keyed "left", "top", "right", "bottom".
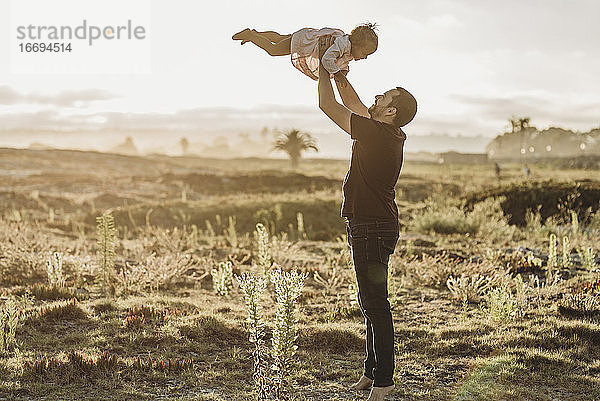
[{"left": 341, "top": 113, "right": 406, "bottom": 220}]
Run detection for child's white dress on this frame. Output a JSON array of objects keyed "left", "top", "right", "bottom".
[{"left": 290, "top": 27, "right": 354, "bottom": 80}]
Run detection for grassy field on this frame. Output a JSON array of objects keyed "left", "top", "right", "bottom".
[{"left": 1, "top": 147, "right": 600, "bottom": 400}]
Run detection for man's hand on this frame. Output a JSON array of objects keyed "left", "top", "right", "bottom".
[
  {"left": 318, "top": 37, "right": 352, "bottom": 135},
  {"left": 318, "top": 35, "right": 336, "bottom": 59},
  {"left": 334, "top": 70, "right": 348, "bottom": 88}
]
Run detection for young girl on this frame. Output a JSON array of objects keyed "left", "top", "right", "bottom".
[{"left": 232, "top": 24, "right": 378, "bottom": 81}]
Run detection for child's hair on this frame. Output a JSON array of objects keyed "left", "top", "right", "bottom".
[{"left": 350, "top": 22, "right": 378, "bottom": 48}]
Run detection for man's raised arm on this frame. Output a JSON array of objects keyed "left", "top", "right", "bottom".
[
  {"left": 318, "top": 37, "right": 352, "bottom": 135},
  {"left": 334, "top": 73, "right": 370, "bottom": 118}
]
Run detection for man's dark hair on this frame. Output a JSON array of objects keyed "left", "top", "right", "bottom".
[
  {"left": 350, "top": 22, "right": 378, "bottom": 49},
  {"left": 390, "top": 87, "right": 417, "bottom": 127}
]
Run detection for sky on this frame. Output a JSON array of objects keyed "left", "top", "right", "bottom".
[{"left": 0, "top": 0, "right": 599, "bottom": 155}]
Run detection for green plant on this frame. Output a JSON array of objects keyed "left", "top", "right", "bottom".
[
  {"left": 211, "top": 261, "right": 233, "bottom": 296},
  {"left": 236, "top": 272, "right": 270, "bottom": 400},
  {"left": 409, "top": 196, "right": 513, "bottom": 240},
  {"left": 570, "top": 210, "right": 579, "bottom": 233},
  {"left": 446, "top": 273, "right": 495, "bottom": 303},
  {"left": 313, "top": 267, "right": 346, "bottom": 295},
  {"left": 512, "top": 274, "right": 533, "bottom": 314},
  {"left": 410, "top": 197, "right": 473, "bottom": 235},
  {"left": 561, "top": 236, "right": 572, "bottom": 268},
  {"left": 46, "top": 251, "right": 65, "bottom": 288},
  {"left": 13, "top": 283, "right": 78, "bottom": 301},
  {"left": 36, "top": 298, "right": 87, "bottom": 321},
  {"left": 400, "top": 254, "right": 459, "bottom": 289},
  {"left": 558, "top": 293, "right": 600, "bottom": 319},
  {"left": 525, "top": 251, "right": 542, "bottom": 268},
  {"left": 116, "top": 253, "right": 194, "bottom": 295},
  {"left": 524, "top": 207, "right": 543, "bottom": 234},
  {"left": 189, "top": 224, "right": 199, "bottom": 249},
  {"left": 548, "top": 233, "right": 558, "bottom": 269},
  {"left": 96, "top": 211, "right": 117, "bottom": 294},
  {"left": 482, "top": 285, "right": 521, "bottom": 322},
  {"left": 296, "top": 212, "right": 307, "bottom": 240},
  {"left": 255, "top": 223, "right": 271, "bottom": 274},
  {"left": 0, "top": 292, "right": 34, "bottom": 353},
  {"left": 405, "top": 240, "right": 415, "bottom": 258},
  {"left": 580, "top": 247, "right": 597, "bottom": 272},
  {"left": 269, "top": 267, "right": 307, "bottom": 399},
  {"left": 467, "top": 197, "right": 516, "bottom": 241},
  {"left": 205, "top": 219, "right": 216, "bottom": 246},
  {"left": 225, "top": 215, "right": 239, "bottom": 248},
  {"left": 131, "top": 355, "right": 192, "bottom": 372}
]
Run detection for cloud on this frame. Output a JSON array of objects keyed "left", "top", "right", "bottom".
[
  {"left": 0, "top": 86, "right": 118, "bottom": 107},
  {"left": 0, "top": 98, "right": 596, "bottom": 145},
  {"left": 0, "top": 105, "right": 330, "bottom": 134},
  {"left": 0, "top": 86, "right": 22, "bottom": 104},
  {"left": 451, "top": 94, "right": 600, "bottom": 130}
]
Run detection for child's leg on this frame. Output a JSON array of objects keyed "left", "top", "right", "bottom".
[
  {"left": 254, "top": 31, "right": 291, "bottom": 43},
  {"left": 246, "top": 32, "right": 291, "bottom": 56}
]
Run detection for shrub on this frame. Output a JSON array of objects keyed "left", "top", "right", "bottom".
[
  {"left": 579, "top": 247, "right": 597, "bottom": 272},
  {"left": 464, "top": 180, "right": 600, "bottom": 226},
  {"left": 313, "top": 267, "right": 346, "bottom": 295},
  {"left": 269, "top": 267, "right": 307, "bottom": 399},
  {"left": 0, "top": 293, "right": 34, "bottom": 353},
  {"left": 36, "top": 298, "right": 87, "bottom": 322},
  {"left": 236, "top": 272, "right": 270, "bottom": 399},
  {"left": 399, "top": 254, "right": 460, "bottom": 289},
  {"left": 254, "top": 223, "right": 272, "bottom": 274},
  {"left": 482, "top": 285, "right": 522, "bottom": 322},
  {"left": 409, "top": 196, "right": 514, "bottom": 240},
  {"left": 46, "top": 251, "right": 65, "bottom": 288},
  {"left": 96, "top": 211, "right": 117, "bottom": 294},
  {"left": 409, "top": 197, "right": 474, "bottom": 235},
  {"left": 13, "top": 283, "right": 79, "bottom": 301},
  {"left": 558, "top": 293, "right": 600, "bottom": 320},
  {"left": 224, "top": 215, "right": 238, "bottom": 248},
  {"left": 447, "top": 273, "right": 495, "bottom": 304},
  {"left": 211, "top": 261, "right": 234, "bottom": 296},
  {"left": 131, "top": 355, "right": 192, "bottom": 372},
  {"left": 548, "top": 233, "right": 558, "bottom": 269},
  {"left": 115, "top": 253, "right": 194, "bottom": 294}
]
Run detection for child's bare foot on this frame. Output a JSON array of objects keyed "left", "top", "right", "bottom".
[
  {"left": 366, "top": 385, "right": 394, "bottom": 401},
  {"left": 349, "top": 375, "right": 373, "bottom": 391},
  {"left": 232, "top": 28, "right": 253, "bottom": 44}
]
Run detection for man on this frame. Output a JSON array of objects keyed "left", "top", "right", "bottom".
[{"left": 317, "top": 37, "right": 417, "bottom": 401}]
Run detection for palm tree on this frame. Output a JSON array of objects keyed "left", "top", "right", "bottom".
[
  {"left": 272, "top": 129, "right": 318, "bottom": 168},
  {"left": 508, "top": 116, "right": 531, "bottom": 133},
  {"left": 518, "top": 117, "right": 531, "bottom": 131}
]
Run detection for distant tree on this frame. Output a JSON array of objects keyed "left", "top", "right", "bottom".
[
  {"left": 519, "top": 117, "right": 531, "bottom": 131},
  {"left": 124, "top": 136, "right": 135, "bottom": 147},
  {"left": 508, "top": 116, "right": 531, "bottom": 133},
  {"left": 260, "top": 126, "right": 270, "bottom": 140},
  {"left": 272, "top": 129, "right": 318, "bottom": 168},
  {"left": 179, "top": 137, "right": 189, "bottom": 155},
  {"left": 509, "top": 117, "right": 519, "bottom": 133}
]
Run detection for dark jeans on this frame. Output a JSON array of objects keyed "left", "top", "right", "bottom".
[{"left": 345, "top": 218, "right": 399, "bottom": 388}]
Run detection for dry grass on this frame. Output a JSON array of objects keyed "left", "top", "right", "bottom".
[{"left": 1, "top": 149, "right": 599, "bottom": 400}]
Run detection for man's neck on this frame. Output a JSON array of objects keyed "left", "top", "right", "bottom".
[{"left": 371, "top": 115, "right": 394, "bottom": 126}]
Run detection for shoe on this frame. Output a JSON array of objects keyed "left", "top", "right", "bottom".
[
  {"left": 366, "top": 384, "right": 394, "bottom": 401},
  {"left": 349, "top": 375, "right": 373, "bottom": 390}
]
